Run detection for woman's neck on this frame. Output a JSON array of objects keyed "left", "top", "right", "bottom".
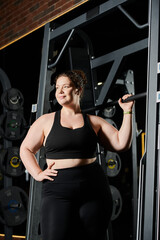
[{"left": 61, "top": 105, "right": 81, "bottom": 115}]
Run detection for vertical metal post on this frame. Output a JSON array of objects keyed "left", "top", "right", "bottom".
[
  {"left": 142, "top": 0, "right": 160, "bottom": 239},
  {"left": 124, "top": 70, "right": 138, "bottom": 240},
  {"left": 26, "top": 23, "right": 50, "bottom": 240},
  {"left": 155, "top": 3, "right": 160, "bottom": 239},
  {"left": 156, "top": 122, "right": 160, "bottom": 240}
]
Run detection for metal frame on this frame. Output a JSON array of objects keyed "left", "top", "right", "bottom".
[
  {"left": 25, "top": 0, "right": 160, "bottom": 239},
  {"left": 124, "top": 70, "right": 138, "bottom": 240},
  {"left": 49, "top": 0, "right": 128, "bottom": 40},
  {"left": 91, "top": 38, "right": 148, "bottom": 107},
  {"left": 140, "top": 0, "right": 160, "bottom": 239},
  {"left": 26, "top": 23, "right": 51, "bottom": 240}
]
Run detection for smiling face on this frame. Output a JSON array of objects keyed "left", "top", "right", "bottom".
[{"left": 55, "top": 76, "right": 80, "bottom": 107}]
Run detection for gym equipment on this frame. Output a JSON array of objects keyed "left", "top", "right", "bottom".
[
  {"left": 0, "top": 186, "right": 28, "bottom": 226},
  {"left": 110, "top": 185, "right": 123, "bottom": 221},
  {"left": 83, "top": 92, "right": 146, "bottom": 112},
  {"left": 103, "top": 99, "right": 116, "bottom": 118},
  {"left": 0, "top": 111, "right": 27, "bottom": 141},
  {"left": 0, "top": 147, "right": 25, "bottom": 177},
  {"left": 106, "top": 151, "right": 121, "bottom": 177},
  {"left": 0, "top": 69, "right": 27, "bottom": 239},
  {"left": 1, "top": 88, "right": 24, "bottom": 111}
]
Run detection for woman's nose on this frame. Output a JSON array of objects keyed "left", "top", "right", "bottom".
[{"left": 58, "top": 87, "right": 64, "bottom": 93}]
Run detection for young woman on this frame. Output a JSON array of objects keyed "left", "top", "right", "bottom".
[{"left": 20, "top": 70, "right": 134, "bottom": 240}]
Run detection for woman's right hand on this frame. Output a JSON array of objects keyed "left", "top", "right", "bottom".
[{"left": 36, "top": 162, "right": 58, "bottom": 182}]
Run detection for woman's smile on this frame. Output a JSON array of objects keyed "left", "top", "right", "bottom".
[{"left": 59, "top": 95, "right": 66, "bottom": 99}]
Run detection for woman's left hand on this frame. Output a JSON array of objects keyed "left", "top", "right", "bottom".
[{"left": 118, "top": 94, "right": 134, "bottom": 112}]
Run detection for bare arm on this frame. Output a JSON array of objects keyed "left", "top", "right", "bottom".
[
  {"left": 91, "top": 94, "right": 134, "bottom": 152},
  {"left": 20, "top": 114, "right": 57, "bottom": 181}
]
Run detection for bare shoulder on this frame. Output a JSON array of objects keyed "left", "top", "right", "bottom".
[
  {"left": 38, "top": 112, "right": 55, "bottom": 121},
  {"left": 31, "top": 112, "right": 55, "bottom": 126},
  {"left": 28, "top": 112, "right": 55, "bottom": 135},
  {"left": 86, "top": 114, "right": 107, "bottom": 134},
  {"left": 87, "top": 114, "right": 106, "bottom": 125}
]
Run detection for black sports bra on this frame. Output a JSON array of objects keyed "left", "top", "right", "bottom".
[{"left": 44, "top": 110, "right": 98, "bottom": 159}]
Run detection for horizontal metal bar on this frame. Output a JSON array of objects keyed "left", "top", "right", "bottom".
[
  {"left": 91, "top": 38, "right": 148, "bottom": 69},
  {"left": 83, "top": 92, "right": 147, "bottom": 112},
  {"left": 50, "top": 0, "right": 128, "bottom": 40},
  {"left": 121, "top": 92, "right": 147, "bottom": 103}
]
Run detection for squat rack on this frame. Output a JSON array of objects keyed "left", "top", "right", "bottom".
[{"left": 25, "top": 0, "right": 159, "bottom": 240}]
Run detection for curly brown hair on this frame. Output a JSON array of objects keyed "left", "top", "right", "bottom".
[{"left": 55, "top": 70, "right": 87, "bottom": 98}]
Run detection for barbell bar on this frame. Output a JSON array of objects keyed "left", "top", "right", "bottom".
[{"left": 83, "top": 92, "right": 147, "bottom": 112}]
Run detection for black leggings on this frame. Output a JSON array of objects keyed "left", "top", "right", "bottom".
[{"left": 41, "top": 161, "right": 113, "bottom": 240}]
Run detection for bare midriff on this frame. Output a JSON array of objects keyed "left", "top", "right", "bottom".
[{"left": 46, "top": 157, "right": 96, "bottom": 169}]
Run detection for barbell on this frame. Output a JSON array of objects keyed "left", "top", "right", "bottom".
[{"left": 83, "top": 92, "right": 146, "bottom": 112}]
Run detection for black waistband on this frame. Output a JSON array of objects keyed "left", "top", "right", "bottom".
[{"left": 43, "top": 161, "right": 104, "bottom": 183}]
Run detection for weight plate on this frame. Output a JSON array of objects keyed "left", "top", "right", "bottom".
[
  {"left": 103, "top": 99, "right": 116, "bottom": 118},
  {"left": 106, "top": 151, "right": 121, "bottom": 177},
  {"left": 1, "top": 88, "right": 24, "bottom": 111},
  {"left": 7, "top": 147, "right": 25, "bottom": 177},
  {"left": 0, "top": 111, "right": 27, "bottom": 141},
  {"left": 0, "top": 147, "right": 25, "bottom": 177},
  {"left": 110, "top": 185, "right": 122, "bottom": 221},
  {"left": 0, "top": 186, "right": 28, "bottom": 226}
]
